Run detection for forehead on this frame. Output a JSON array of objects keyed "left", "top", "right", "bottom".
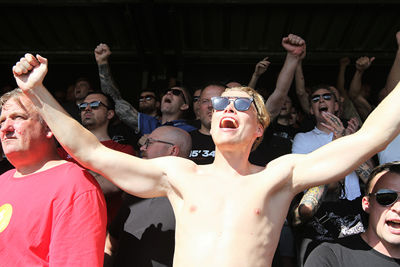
[
  {"left": 193, "top": 89, "right": 202, "bottom": 96},
  {"left": 312, "top": 88, "right": 331, "bottom": 96},
  {"left": 76, "top": 80, "right": 90, "bottom": 87},
  {"left": 84, "top": 93, "right": 107, "bottom": 103},
  {"left": 1, "top": 96, "right": 34, "bottom": 115},
  {"left": 370, "top": 171, "right": 400, "bottom": 193},
  {"left": 201, "top": 85, "right": 225, "bottom": 98},
  {"left": 221, "top": 90, "right": 251, "bottom": 98},
  {"left": 140, "top": 91, "right": 155, "bottom": 97}
]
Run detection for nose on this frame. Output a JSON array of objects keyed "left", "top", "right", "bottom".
[
  {"left": 0, "top": 118, "right": 12, "bottom": 132},
  {"left": 391, "top": 200, "right": 400, "bottom": 213},
  {"left": 223, "top": 100, "right": 236, "bottom": 113}
]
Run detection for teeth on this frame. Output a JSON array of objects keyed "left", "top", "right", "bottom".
[{"left": 220, "top": 117, "right": 238, "bottom": 128}]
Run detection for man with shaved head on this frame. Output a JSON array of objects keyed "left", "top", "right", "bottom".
[{"left": 12, "top": 47, "right": 400, "bottom": 267}]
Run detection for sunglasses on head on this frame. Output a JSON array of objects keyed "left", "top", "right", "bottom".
[
  {"left": 139, "top": 95, "right": 155, "bottom": 102},
  {"left": 78, "top": 101, "right": 109, "bottom": 111},
  {"left": 165, "top": 88, "right": 186, "bottom": 104},
  {"left": 369, "top": 189, "right": 400, "bottom": 206},
  {"left": 211, "top": 96, "right": 255, "bottom": 112},
  {"left": 311, "top": 93, "right": 333, "bottom": 103}
]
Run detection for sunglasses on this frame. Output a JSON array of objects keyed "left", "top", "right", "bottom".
[
  {"left": 139, "top": 95, "right": 155, "bottom": 102},
  {"left": 369, "top": 189, "right": 400, "bottom": 206},
  {"left": 165, "top": 88, "right": 186, "bottom": 104},
  {"left": 143, "top": 138, "right": 174, "bottom": 149},
  {"left": 78, "top": 101, "right": 109, "bottom": 111},
  {"left": 311, "top": 93, "right": 333, "bottom": 103},
  {"left": 211, "top": 96, "right": 255, "bottom": 112},
  {"left": 193, "top": 96, "right": 200, "bottom": 103}
]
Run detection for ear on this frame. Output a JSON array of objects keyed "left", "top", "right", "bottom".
[
  {"left": 180, "top": 103, "right": 189, "bottom": 111},
  {"left": 334, "top": 101, "right": 339, "bottom": 112},
  {"left": 362, "top": 196, "right": 371, "bottom": 214},
  {"left": 255, "top": 123, "right": 263, "bottom": 138},
  {"left": 169, "top": 145, "right": 180, "bottom": 156},
  {"left": 107, "top": 110, "right": 115, "bottom": 120},
  {"left": 44, "top": 126, "right": 54, "bottom": 139},
  {"left": 156, "top": 101, "right": 161, "bottom": 109},
  {"left": 310, "top": 106, "right": 314, "bottom": 115}
]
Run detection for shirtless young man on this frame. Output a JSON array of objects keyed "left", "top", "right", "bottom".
[{"left": 12, "top": 54, "right": 400, "bottom": 267}]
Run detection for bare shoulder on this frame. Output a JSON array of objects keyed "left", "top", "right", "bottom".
[{"left": 260, "top": 154, "right": 303, "bottom": 188}]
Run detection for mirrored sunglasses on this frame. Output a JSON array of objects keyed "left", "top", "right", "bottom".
[
  {"left": 78, "top": 101, "right": 109, "bottom": 111},
  {"left": 211, "top": 96, "right": 254, "bottom": 112},
  {"left": 311, "top": 93, "right": 333, "bottom": 103},
  {"left": 369, "top": 189, "right": 400, "bottom": 206},
  {"left": 139, "top": 95, "right": 155, "bottom": 102}
]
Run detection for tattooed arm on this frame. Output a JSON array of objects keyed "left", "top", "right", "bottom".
[
  {"left": 355, "top": 160, "right": 373, "bottom": 184},
  {"left": 292, "top": 184, "right": 329, "bottom": 226},
  {"left": 94, "top": 43, "right": 139, "bottom": 133}
]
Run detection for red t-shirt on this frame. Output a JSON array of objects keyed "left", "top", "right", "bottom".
[{"left": 0, "top": 162, "right": 107, "bottom": 266}]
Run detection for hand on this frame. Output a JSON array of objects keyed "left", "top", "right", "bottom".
[
  {"left": 355, "top": 56, "right": 375, "bottom": 72},
  {"left": 339, "top": 57, "right": 350, "bottom": 67},
  {"left": 282, "top": 34, "right": 306, "bottom": 57},
  {"left": 138, "top": 134, "right": 149, "bottom": 147},
  {"left": 94, "top": 43, "right": 112, "bottom": 65},
  {"left": 321, "top": 112, "right": 345, "bottom": 140},
  {"left": 12, "top": 53, "right": 48, "bottom": 92},
  {"left": 253, "top": 57, "right": 270, "bottom": 77},
  {"left": 344, "top": 117, "right": 360, "bottom": 135}
]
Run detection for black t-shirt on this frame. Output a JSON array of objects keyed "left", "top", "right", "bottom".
[
  {"left": 304, "top": 234, "right": 400, "bottom": 267},
  {"left": 189, "top": 130, "right": 215, "bottom": 165},
  {"left": 250, "top": 122, "right": 298, "bottom": 166}
]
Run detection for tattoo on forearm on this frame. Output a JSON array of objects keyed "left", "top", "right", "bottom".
[
  {"left": 293, "top": 184, "right": 328, "bottom": 225},
  {"left": 355, "top": 162, "right": 372, "bottom": 184},
  {"left": 98, "top": 64, "right": 122, "bottom": 100}
]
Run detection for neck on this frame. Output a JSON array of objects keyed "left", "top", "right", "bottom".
[
  {"left": 161, "top": 113, "right": 182, "bottom": 124},
  {"left": 316, "top": 121, "right": 332, "bottom": 134},
  {"left": 361, "top": 229, "right": 400, "bottom": 258},
  {"left": 277, "top": 116, "right": 291, "bottom": 126},
  {"left": 199, "top": 125, "right": 211, "bottom": 135},
  {"left": 11, "top": 151, "right": 64, "bottom": 177},
  {"left": 212, "top": 145, "right": 254, "bottom": 176},
  {"left": 86, "top": 125, "right": 111, "bottom": 142}
]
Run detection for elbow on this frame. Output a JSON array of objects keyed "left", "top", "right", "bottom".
[{"left": 298, "top": 203, "right": 314, "bottom": 219}]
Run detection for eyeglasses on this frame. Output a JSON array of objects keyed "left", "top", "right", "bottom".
[
  {"left": 164, "top": 88, "right": 186, "bottom": 104},
  {"left": 143, "top": 138, "right": 175, "bottom": 149},
  {"left": 311, "top": 93, "right": 333, "bottom": 103},
  {"left": 211, "top": 96, "right": 255, "bottom": 112},
  {"left": 139, "top": 95, "right": 155, "bottom": 102},
  {"left": 193, "top": 96, "right": 200, "bottom": 103},
  {"left": 369, "top": 189, "right": 400, "bottom": 206},
  {"left": 78, "top": 101, "right": 109, "bottom": 111}
]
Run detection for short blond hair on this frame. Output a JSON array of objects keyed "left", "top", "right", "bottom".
[{"left": 224, "top": 86, "right": 270, "bottom": 150}]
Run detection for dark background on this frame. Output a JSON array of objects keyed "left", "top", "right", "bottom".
[{"left": 1, "top": 0, "right": 399, "bottom": 106}]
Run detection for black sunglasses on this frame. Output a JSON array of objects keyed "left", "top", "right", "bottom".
[
  {"left": 211, "top": 96, "right": 255, "bottom": 112},
  {"left": 78, "top": 101, "right": 109, "bottom": 111},
  {"left": 369, "top": 189, "right": 400, "bottom": 206},
  {"left": 193, "top": 96, "right": 200, "bottom": 103},
  {"left": 165, "top": 88, "right": 186, "bottom": 104},
  {"left": 311, "top": 93, "right": 333, "bottom": 103},
  {"left": 139, "top": 95, "right": 155, "bottom": 102}
]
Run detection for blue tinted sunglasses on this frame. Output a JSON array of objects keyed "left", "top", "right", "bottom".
[{"left": 211, "top": 96, "right": 255, "bottom": 112}]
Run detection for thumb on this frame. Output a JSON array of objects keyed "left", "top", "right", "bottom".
[
  {"left": 36, "top": 54, "right": 48, "bottom": 65},
  {"left": 370, "top": 57, "right": 375, "bottom": 63}
]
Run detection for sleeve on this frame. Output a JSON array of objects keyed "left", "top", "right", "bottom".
[
  {"left": 304, "top": 244, "right": 339, "bottom": 267},
  {"left": 49, "top": 189, "right": 107, "bottom": 267}
]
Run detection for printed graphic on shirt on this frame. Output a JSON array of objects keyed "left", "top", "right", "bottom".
[
  {"left": 189, "top": 150, "right": 215, "bottom": 158},
  {"left": 0, "top": 204, "right": 12, "bottom": 233}
]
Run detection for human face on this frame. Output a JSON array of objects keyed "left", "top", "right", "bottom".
[
  {"left": 74, "top": 80, "right": 91, "bottom": 101},
  {"left": 160, "top": 87, "right": 188, "bottom": 115},
  {"left": 193, "top": 89, "right": 202, "bottom": 120},
  {"left": 310, "top": 88, "right": 338, "bottom": 123},
  {"left": 279, "top": 96, "right": 293, "bottom": 117},
  {"left": 139, "top": 91, "right": 158, "bottom": 114},
  {"left": 198, "top": 86, "right": 225, "bottom": 131},
  {"left": 0, "top": 96, "right": 49, "bottom": 161},
  {"left": 210, "top": 90, "right": 263, "bottom": 152},
  {"left": 140, "top": 131, "right": 174, "bottom": 159},
  {"left": 363, "top": 171, "right": 400, "bottom": 250},
  {"left": 80, "top": 94, "right": 112, "bottom": 130}
]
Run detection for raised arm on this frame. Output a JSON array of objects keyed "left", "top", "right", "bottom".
[
  {"left": 336, "top": 57, "right": 350, "bottom": 98},
  {"left": 348, "top": 56, "right": 375, "bottom": 120},
  {"left": 94, "top": 43, "right": 139, "bottom": 132},
  {"left": 289, "top": 80, "right": 400, "bottom": 193},
  {"left": 382, "top": 31, "right": 400, "bottom": 98},
  {"left": 266, "top": 34, "right": 306, "bottom": 120},
  {"left": 13, "top": 54, "right": 168, "bottom": 198},
  {"left": 294, "top": 48, "right": 309, "bottom": 114},
  {"left": 248, "top": 57, "right": 270, "bottom": 89}
]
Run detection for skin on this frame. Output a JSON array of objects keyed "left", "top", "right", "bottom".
[
  {"left": 160, "top": 87, "right": 189, "bottom": 124},
  {"left": 193, "top": 89, "right": 202, "bottom": 120},
  {"left": 198, "top": 85, "right": 225, "bottom": 135},
  {"left": 139, "top": 91, "right": 159, "bottom": 117},
  {"left": 74, "top": 80, "right": 91, "bottom": 102},
  {"left": 361, "top": 171, "right": 400, "bottom": 258},
  {"left": 309, "top": 88, "right": 339, "bottom": 133},
  {"left": 12, "top": 54, "right": 400, "bottom": 267}
]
